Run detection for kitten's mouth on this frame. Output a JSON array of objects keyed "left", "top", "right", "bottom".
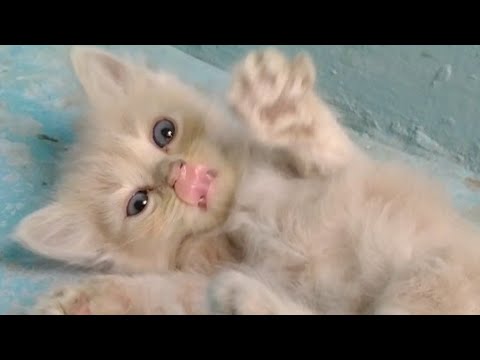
[{"left": 169, "top": 161, "right": 217, "bottom": 210}]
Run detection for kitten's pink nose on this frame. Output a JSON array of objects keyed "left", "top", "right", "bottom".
[{"left": 168, "top": 160, "right": 217, "bottom": 209}]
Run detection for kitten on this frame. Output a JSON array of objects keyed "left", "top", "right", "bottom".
[{"left": 14, "top": 46, "right": 480, "bottom": 315}]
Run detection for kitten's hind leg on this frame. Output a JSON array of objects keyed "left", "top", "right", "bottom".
[
  {"left": 229, "top": 48, "right": 363, "bottom": 176},
  {"left": 207, "top": 269, "right": 313, "bottom": 315},
  {"left": 34, "top": 272, "right": 209, "bottom": 315}
]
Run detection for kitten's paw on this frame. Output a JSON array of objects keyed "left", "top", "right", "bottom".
[
  {"left": 229, "top": 48, "right": 316, "bottom": 131},
  {"left": 207, "top": 270, "right": 280, "bottom": 315},
  {"left": 34, "top": 276, "right": 133, "bottom": 315}
]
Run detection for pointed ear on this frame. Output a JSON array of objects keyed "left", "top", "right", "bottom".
[
  {"left": 13, "top": 202, "right": 109, "bottom": 267},
  {"left": 70, "top": 46, "right": 136, "bottom": 105}
]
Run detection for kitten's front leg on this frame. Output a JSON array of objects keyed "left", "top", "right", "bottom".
[
  {"left": 34, "top": 272, "right": 209, "bottom": 315},
  {"left": 229, "top": 49, "right": 363, "bottom": 176},
  {"left": 207, "top": 270, "right": 313, "bottom": 315}
]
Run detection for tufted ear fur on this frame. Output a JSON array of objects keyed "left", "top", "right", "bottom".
[
  {"left": 70, "top": 46, "right": 138, "bottom": 106},
  {"left": 13, "top": 202, "right": 110, "bottom": 268}
]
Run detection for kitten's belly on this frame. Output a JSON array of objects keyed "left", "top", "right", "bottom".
[
  {"left": 224, "top": 158, "right": 477, "bottom": 313},
  {"left": 226, "top": 161, "right": 443, "bottom": 284}
]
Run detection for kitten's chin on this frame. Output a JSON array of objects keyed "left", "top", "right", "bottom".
[{"left": 186, "top": 191, "right": 234, "bottom": 234}]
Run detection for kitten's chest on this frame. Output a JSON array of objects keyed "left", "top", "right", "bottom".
[{"left": 225, "top": 165, "right": 310, "bottom": 270}]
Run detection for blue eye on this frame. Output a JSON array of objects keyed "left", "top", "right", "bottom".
[
  {"left": 127, "top": 191, "right": 148, "bottom": 217},
  {"left": 153, "top": 118, "right": 176, "bottom": 148}
]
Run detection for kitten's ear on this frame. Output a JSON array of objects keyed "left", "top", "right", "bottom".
[
  {"left": 13, "top": 202, "right": 109, "bottom": 267},
  {"left": 70, "top": 46, "right": 135, "bottom": 104}
]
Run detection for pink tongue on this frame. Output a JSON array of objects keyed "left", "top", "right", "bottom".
[{"left": 173, "top": 164, "right": 214, "bottom": 208}]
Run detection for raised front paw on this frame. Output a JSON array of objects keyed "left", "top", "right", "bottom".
[
  {"left": 229, "top": 48, "right": 316, "bottom": 138},
  {"left": 34, "top": 276, "right": 133, "bottom": 315}
]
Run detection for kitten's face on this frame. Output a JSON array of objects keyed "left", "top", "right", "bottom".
[{"left": 14, "top": 47, "right": 245, "bottom": 272}]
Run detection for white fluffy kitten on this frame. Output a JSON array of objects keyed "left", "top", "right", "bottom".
[{"left": 14, "top": 46, "right": 480, "bottom": 315}]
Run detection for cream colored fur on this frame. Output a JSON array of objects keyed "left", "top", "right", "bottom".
[{"left": 14, "top": 46, "right": 480, "bottom": 315}]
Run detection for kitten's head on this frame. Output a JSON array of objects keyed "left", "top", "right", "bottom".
[{"left": 14, "top": 46, "right": 246, "bottom": 272}]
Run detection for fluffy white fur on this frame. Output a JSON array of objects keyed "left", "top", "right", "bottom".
[{"left": 14, "top": 46, "right": 480, "bottom": 315}]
